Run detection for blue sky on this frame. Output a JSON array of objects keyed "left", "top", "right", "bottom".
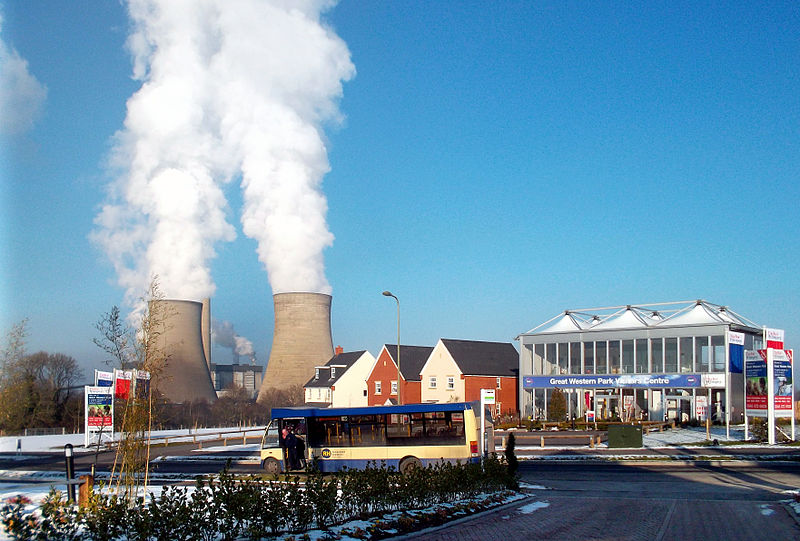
[{"left": 1, "top": 1, "right": 798, "bottom": 378}]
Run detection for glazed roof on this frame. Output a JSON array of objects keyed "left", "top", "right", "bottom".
[{"left": 522, "top": 300, "right": 761, "bottom": 336}]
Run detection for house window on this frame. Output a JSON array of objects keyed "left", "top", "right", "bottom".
[
  {"left": 446, "top": 377, "right": 455, "bottom": 390},
  {"left": 429, "top": 376, "right": 437, "bottom": 389},
  {"left": 495, "top": 403, "right": 501, "bottom": 416},
  {"left": 375, "top": 381, "right": 382, "bottom": 394},
  {"left": 391, "top": 380, "right": 398, "bottom": 394},
  {"left": 315, "top": 368, "right": 320, "bottom": 380},
  {"left": 496, "top": 377, "right": 501, "bottom": 389},
  {"left": 330, "top": 367, "right": 336, "bottom": 378}
]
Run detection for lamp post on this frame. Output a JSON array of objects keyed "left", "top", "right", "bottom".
[{"left": 382, "top": 291, "right": 401, "bottom": 405}]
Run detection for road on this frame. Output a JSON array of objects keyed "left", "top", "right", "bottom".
[{"left": 410, "top": 461, "right": 800, "bottom": 540}]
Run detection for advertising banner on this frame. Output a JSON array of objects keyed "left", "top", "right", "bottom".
[
  {"left": 84, "top": 385, "right": 114, "bottom": 447},
  {"left": 114, "top": 369, "right": 133, "bottom": 399},
  {"left": 765, "top": 328, "right": 785, "bottom": 349},
  {"left": 695, "top": 395, "right": 708, "bottom": 421},
  {"left": 523, "top": 374, "right": 702, "bottom": 389},
  {"left": 135, "top": 370, "right": 151, "bottom": 399},
  {"left": 772, "top": 349, "right": 793, "bottom": 415},
  {"left": 744, "top": 350, "right": 767, "bottom": 416},
  {"left": 728, "top": 331, "right": 744, "bottom": 374},
  {"left": 94, "top": 370, "right": 113, "bottom": 387}
]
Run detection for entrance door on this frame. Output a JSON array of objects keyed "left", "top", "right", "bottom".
[
  {"left": 594, "top": 394, "right": 619, "bottom": 420},
  {"left": 666, "top": 395, "right": 692, "bottom": 423}
]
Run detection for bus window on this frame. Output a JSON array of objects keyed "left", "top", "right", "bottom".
[
  {"left": 386, "top": 413, "right": 413, "bottom": 445},
  {"left": 308, "top": 417, "right": 348, "bottom": 447},
  {"left": 262, "top": 420, "right": 280, "bottom": 449},
  {"left": 410, "top": 413, "right": 425, "bottom": 438},
  {"left": 349, "top": 415, "right": 386, "bottom": 446},
  {"left": 424, "top": 411, "right": 465, "bottom": 444}
]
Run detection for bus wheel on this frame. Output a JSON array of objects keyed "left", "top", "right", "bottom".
[
  {"left": 399, "top": 456, "right": 421, "bottom": 475},
  {"left": 263, "top": 458, "right": 281, "bottom": 474}
]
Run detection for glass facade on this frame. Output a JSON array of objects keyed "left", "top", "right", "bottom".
[{"left": 522, "top": 328, "right": 759, "bottom": 422}]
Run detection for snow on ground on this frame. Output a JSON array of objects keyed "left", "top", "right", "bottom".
[{"left": 0, "top": 426, "right": 264, "bottom": 453}]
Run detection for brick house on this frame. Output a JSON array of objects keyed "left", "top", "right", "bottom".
[
  {"left": 366, "top": 344, "right": 433, "bottom": 405},
  {"left": 419, "top": 339, "right": 519, "bottom": 416}
]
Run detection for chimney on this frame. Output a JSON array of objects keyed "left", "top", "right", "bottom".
[
  {"left": 257, "top": 292, "right": 334, "bottom": 401},
  {"left": 335, "top": 345, "right": 344, "bottom": 355},
  {"left": 150, "top": 299, "right": 217, "bottom": 403}
]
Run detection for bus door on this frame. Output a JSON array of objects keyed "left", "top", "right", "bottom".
[{"left": 260, "top": 417, "right": 307, "bottom": 473}]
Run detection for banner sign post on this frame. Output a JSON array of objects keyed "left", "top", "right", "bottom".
[
  {"left": 84, "top": 386, "right": 114, "bottom": 448},
  {"left": 480, "top": 389, "right": 495, "bottom": 458},
  {"left": 745, "top": 348, "right": 794, "bottom": 444}
]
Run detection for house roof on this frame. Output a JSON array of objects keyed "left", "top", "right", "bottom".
[
  {"left": 303, "top": 350, "right": 367, "bottom": 389},
  {"left": 384, "top": 344, "right": 433, "bottom": 382},
  {"left": 440, "top": 339, "right": 519, "bottom": 377}
]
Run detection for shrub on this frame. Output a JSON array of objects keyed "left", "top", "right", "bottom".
[{"left": 1, "top": 458, "right": 516, "bottom": 539}]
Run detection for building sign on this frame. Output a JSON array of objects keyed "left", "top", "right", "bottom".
[
  {"left": 481, "top": 388, "right": 496, "bottom": 404},
  {"left": 701, "top": 373, "right": 726, "bottom": 388},
  {"left": 523, "top": 374, "right": 703, "bottom": 389}
]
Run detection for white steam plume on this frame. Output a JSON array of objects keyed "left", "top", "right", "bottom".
[
  {"left": 212, "top": 319, "right": 255, "bottom": 363},
  {"left": 0, "top": 11, "right": 47, "bottom": 136},
  {"left": 92, "top": 0, "right": 354, "bottom": 306}
]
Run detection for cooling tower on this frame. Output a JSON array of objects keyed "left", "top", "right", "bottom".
[
  {"left": 257, "top": 292, "right": 334, "bottom": 402},
  {"left": 150, "top": 299, "right": 217, "bottom": 403}
]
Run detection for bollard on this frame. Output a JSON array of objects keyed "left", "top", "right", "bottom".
[
  {"left": 78, "top": 475, "right": 94, "bottom": 507},
  {"left": 64, "top": 444, "right": 76, "bottom": 503},
  {"left": 590, "top": 436, "right": 594, "bottom": 448},
  {"left": 501, "top": 437, "right": 506, "bottom": 448},
  {"left": 243, "top": 434, "right": 247, "bottom": 445},
  {"left": 540, "top": 436, "right": 545, "bottom": 448}
]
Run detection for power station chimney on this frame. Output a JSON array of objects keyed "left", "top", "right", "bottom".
[
  {"left": 257, "top": 292, "right": 334, "bottom": 402},
  {"left": 151, "top": 299, "right": 218, "bottom": 403}
]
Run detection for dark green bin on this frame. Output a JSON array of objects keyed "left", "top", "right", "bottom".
[{"left": 607, "top": 425, "right": 643, "bottom": 448}]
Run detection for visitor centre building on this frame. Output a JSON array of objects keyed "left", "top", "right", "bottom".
[{"left": 517, "top": 300, "right": 766, "bottom": 427}]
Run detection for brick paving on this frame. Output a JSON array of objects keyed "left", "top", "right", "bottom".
[{"left": 410, "top": 494, "right": 800, "bottom": 541}]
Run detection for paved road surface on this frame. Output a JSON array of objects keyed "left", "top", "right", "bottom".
[{"left": 411, "top": 461, "right": 800, "bottom": 541}]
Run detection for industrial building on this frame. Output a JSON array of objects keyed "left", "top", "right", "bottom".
[
  {"left": 517, "top": 300, "right": 766, "bottom": 426},
  {"left": 210, "top": 363, "right": 265, "bottom": 400}
]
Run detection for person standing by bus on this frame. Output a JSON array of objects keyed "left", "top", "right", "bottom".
[{"left": 285, "top": 427, "right": 299, "bottom": 470}]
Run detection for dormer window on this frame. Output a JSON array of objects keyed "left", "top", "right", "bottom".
[
  {"left": 330, "top": 367, "right": 336, "bottom": 378},
  {"left": 314, "top": 368, "right": 320, "bottom": 380}
]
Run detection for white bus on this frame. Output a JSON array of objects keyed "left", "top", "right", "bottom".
[{"left": 260, "top": 401, "right": 493, "bottom": 474}]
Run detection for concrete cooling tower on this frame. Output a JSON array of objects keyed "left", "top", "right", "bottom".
[
  {"left": 257, "top": 292, "right": 334, "bottom": 402},
  {"left": 150, "top": 298, "right": 217, "bottom": 404}
]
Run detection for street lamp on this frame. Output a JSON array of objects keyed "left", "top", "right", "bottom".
[{"left": 382, "top": 291, "right": 401, "bottom": 405}]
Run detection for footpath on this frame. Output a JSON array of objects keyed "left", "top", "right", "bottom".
[{"left": 496, "top": 424, "right": 800, "bottom": 462}]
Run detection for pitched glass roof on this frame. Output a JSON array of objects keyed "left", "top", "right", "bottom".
[{"left": 522, "top": 300, "right": 761, "bottom": 336}]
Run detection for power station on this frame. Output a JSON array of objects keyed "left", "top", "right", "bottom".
[
  {"left": 257, "top": 292, "right": 334, "bottom": 402},
  {"left": 150, "top": 298, "right": 217, "bottom": 404}
]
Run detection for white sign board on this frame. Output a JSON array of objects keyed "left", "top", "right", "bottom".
[{"left": 481, "top": 388, "right": 496, "bottom": 404}]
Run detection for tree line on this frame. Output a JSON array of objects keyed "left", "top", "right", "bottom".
[
  {"left": 0, "top": 306, "right": 305, "bottom": 435},
  {"left": 0, "top": 319, "right": 84, "bottom": 434}
]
